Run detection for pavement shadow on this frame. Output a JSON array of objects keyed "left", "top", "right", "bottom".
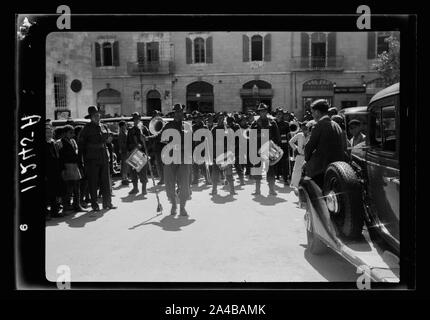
[
  {"left": 64, "top": 208, "right": 110, "bottom": 228},
  {"left": 147, "top": 185, "right": 165, "bottom": 193},
  {"left": 252, "top": 194, "right": 287, "bottom": 206},
  {"left": 191, "top": 184, "right": 212, "bottom": 192},
  {"left": 46, "top": 210, "right": 81, "bottom": 227},
  {"left": 120, "top": 193, "right": 148, "bottom": 203},
  {"left": 113, "top": 183, "right": 129, "bottom": 190},
  {"left": 210, "top": 193, "right": 237, "bottom": 204},
  {"left": 130, "top": 214, "right": 196, "bottom": 231},
  {"left": 274, "top": 184, "right": 294, "bottom": 194},
  {"left": 303, "top": 248, "right": 357, "bottom": 282}
]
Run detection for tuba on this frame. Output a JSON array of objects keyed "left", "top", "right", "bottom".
[
  {"left": 259, "top": 140, "right": 284, "bottom": 166},
  {"left": 149, "top": 116, "right": 167, "bottom": 135},
  {"left": 215, "top": 150, "right": 235, "bottom": 171}
]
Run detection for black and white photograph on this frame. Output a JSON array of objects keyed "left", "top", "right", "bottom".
[{"left": 11, "top": 8, "right": 418, "bottom": 301}]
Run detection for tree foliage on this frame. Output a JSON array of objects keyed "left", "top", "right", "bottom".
[{"left": 372, "top": 35, "right": 400, "bottom": 85}]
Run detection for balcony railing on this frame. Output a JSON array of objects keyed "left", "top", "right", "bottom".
[
  {"left": 127, "top": 61, "right": 174, "bottom": 75},
  {"left": 291, "top": 56, "right": 344, "bottom": 71}
]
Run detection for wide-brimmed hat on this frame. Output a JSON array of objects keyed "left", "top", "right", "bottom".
[
  {"left": 132, "top": 112, "right": 140, "bottom": 120},
  {"left": 85, "top": 105, "right": 100, "bottom": 119},
  {"left": 172, "top": 103, "right": 184, "bottom": 112},
  {"left": 257, "top": 103, "right": 268, "bottom": 112}
]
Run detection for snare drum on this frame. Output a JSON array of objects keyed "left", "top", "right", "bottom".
[{"left": 126, "top": 148, "right": 148, "bottom": 172}]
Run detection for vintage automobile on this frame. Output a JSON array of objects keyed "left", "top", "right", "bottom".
[
  {"left": 299, "top": 82, "right": 400, "bottom": 282},
  {"left": 338, "top": 106, "right": 368, "bottom": 140}
]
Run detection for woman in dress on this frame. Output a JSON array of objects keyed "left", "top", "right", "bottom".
[{"left": 288, "top": 122, "right": 311, "bottom": 192}]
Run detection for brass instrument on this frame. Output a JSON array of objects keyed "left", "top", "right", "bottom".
[
  {"left": 289, "top": 121, "right": 300, "bottom": 135},
  {"left": 259, "top": 140, "right": 284, "bottom": 166},
  {"left": 149, "top": 116, "right": 167, "bottom": 135},
  {"left": 215, "top": 150, "right": 235, "bottom": 171}
]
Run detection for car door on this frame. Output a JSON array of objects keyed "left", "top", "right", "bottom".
[{"left": 366, "top": 97, "right": 400, "bottom": 249}]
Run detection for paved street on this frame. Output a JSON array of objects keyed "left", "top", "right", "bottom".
[{"left": 46, "top": 176, "right": 357, "bottom": 282}]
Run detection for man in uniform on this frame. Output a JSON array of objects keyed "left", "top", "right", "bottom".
[
  {"left": 118, "top": 120, "right": 130, "bottom": 186},
  {"left": 191, "top": 111, "right": 211, "bottom": 186},
  {"left": 126, "top": 112, "right": 150, "bottom": 195},
  {"left": 78, "top": 106, "right": 116, "bottom": 211},
  {"left": 210, "top": 113, "right": 236, "bottom": 196},
  {"left": 226, "top": 115, "right": 245, "bottom": 186},
  {"left": 250, "top": 103, "right": 281, "bottom": 196},
  {"left": 304, "top": 99, "right": 345, "bottom": 189},
  {"left": 274, "top": 107, "right": 290, "bottom": 186},
  {"left": 161, "top": 104, "right": 192, "bottom": 216}
]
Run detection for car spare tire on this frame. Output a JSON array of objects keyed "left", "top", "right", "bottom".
[{"left": 323, "top": 161, "right": 364, "bottom": 239}]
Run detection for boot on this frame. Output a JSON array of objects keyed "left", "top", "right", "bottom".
[
  {"left": 239, "top": 176, "right": 245, "bottom": 186},
  {"left": 141, "top": 183, "right": 147, "bottom": 195},
  {"left": 179, "top": 201, "right": 188, "bottom": 216},
  {"left": 129, "top": 183, "right": 139, "bottom": 195},
  {"left": 73, "top": 189, "right": 86, "bottom": 212},
  {"left": 230, "top": 181, "right": 237, "bottom": 195},
  {"left": 252, "top": 181, "right": 261, "bottom": 196},
  {"left": 210, "top": 185, "right": 217, "bottom": 196},
  {"left": 269, "top": 182, "right": 277, "bottom": 196},
  {"left": 170, "top": 200, "right": 177, "bottom": 215}
]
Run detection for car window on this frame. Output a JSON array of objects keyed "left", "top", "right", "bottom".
[
  {"left": 382, "top": 106, "right": 396, "bottom": 152},
  {"left": 369, "top": 105, "right": 396, "bottom": 153}
]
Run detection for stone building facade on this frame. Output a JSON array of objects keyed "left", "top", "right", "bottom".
[{"left": 46, "top": 31, "right": 394, "bottom": 119}]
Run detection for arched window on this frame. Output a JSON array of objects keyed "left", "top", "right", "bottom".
[
  {"left": 251, "top": 35, "right": 263, "bottom": 61},
  {"left": 102, "top": 42, "right": 113, "bottom": 66},
  {"left": 194, "top": 37, "right": 205, "bottom": 63}
]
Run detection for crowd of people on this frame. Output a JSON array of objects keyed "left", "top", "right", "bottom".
[{"left": 45, "top": 99, "right": 365, "bottom": 219}]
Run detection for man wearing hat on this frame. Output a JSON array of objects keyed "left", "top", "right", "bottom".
[
  {"left": 126, "top": 112, "right": 150, "bottom": 195},
  {"left": 304, "top": 99, "right": 346, "bottom": 188},
  {"left": 191, "top": 111, "right": 211, "bottom": 186},
  {"left": 250, "top": 103, "right": 281, "bottom": 196},
  {"left": 78, "top": 105, "right": 116, "bottom": 211},
  {"left": 274, "top": 107, "right": 290, "bottom": 186},
  {"left": 160, "top": 103, "right": 192, "bottom": 216}
]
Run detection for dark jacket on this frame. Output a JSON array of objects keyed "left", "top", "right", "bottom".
[
  {"left": 118, "top": 130, "right": 128, "bottom": 155},
  {"left": 78, "top": 121, "right": 110, "bottom": 163},
  {"left": 46, "top": 139, "right": 61, "bottom": 181},
  {"left": 276, "top": 119, "right": 290, "bottom": 147},
  {"left": 127, "top": 125, "right": 151, "bottom": 152},
  {"left": 59, "top": 138, "right": 79, "bottom": 170},
  {"left": 304, "top": 115, "right": 346, "bottom": 177}
]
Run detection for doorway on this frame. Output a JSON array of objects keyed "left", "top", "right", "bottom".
[{"left": 146, "top": 90, "right": 161, "bottom": 116}]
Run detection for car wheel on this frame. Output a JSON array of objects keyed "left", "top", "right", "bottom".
[
  {"left": 324, "top": 161, "right": 364, "bottom": 239},
  {"left": 305, "top": 195, "right": 328, "bottom": 255}
]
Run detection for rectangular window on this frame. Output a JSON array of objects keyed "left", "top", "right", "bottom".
[
  {"left": 146, "top": 42, "right": 159, "bottom": 63},
  {"left": 102, "top": 42, "right": 113, "bottom": 66},
  {"left": 251, "top": 36, "right": 263, "bottom": 61},
  {"left": 381, "top": 106, "right": 396, "bottom": 152},
  {"left": 377, "top": 32, "right": 390, "bottom": 55},
  {"left": 53, "top": 74, "right": 67, "bottom": 109}
]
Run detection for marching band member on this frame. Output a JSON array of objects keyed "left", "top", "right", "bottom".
[
  {"left": 226, "top": 115, "right": 245, "bottom": 186},
  {"left": 78, "top": 106, "right": 116, "bottom": 211},
  {"left": 210, "top": 113, "right": 236, "bottom": 196},
  {"left": 250, "top": 103, "right": 281, "bottom": 196},
  {"left": 191, "top": 111, "right": 211, "bottom": 186},
  {"left": 161, "top": 104, "right": 192, "bottom": 216},
  {"left": 126, "top": 112, "right": 150, "bottom": 196},
  {"left": 274, "top": 107, "right": 290, "bottom": 186}
]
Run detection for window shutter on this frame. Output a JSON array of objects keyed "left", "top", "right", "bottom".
[
  {"left": 367, "top": 32, "right": 376, "bottom": 59},
  {"left": 95, "top": 42, "right": 101, "bottom": 67},
  {"left": 264, "top": 34, "right": 271, "bottom": 61},
  {"left": 206, "top": 36, "right": 213, "bottom": 63},
  {"left": 300, "top": 33, "right": 309, "bottom": 68},
  {"left": 137, "top": 42, "right": 145, "bottom": 63},
  {"left": 153, "top": 42, "right": 159, "bottom": 62},
  {"left": 327, "top": 32, "right": 336, "bottom": 67},
  {"left": 113, "top": 41, "right": 120, "bottom": 66},
  {"left": 243, "top": 35, "right": 249, "bottom": 62},
  {"left": 186, "top": 38, "right": 192, "bottom": 64}
]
